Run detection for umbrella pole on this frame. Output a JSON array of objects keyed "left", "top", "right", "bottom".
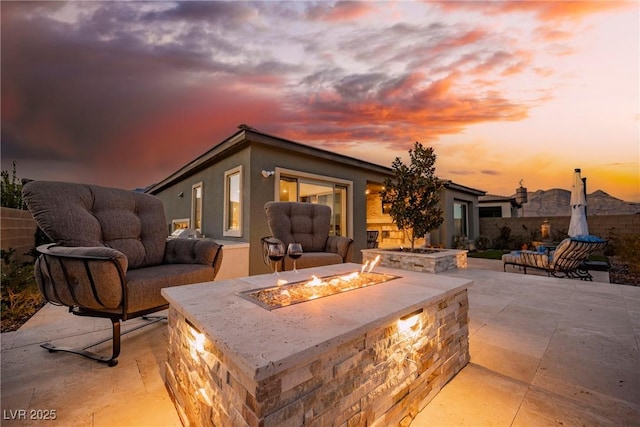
[{"left": 582, "top": 177, "right": 587, "bottom": 217}]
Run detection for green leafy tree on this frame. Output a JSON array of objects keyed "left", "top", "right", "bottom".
[
  {"left": 1, "top": 161, "right": 25, "bottom": 209},
  {"left": 380, "top": 142, "right": 444, "bottom": 251}
]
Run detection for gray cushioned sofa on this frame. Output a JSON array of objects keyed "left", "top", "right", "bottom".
[
  {"left": 22, "top": 180, "right": 223, "bottom": 366},
  {"left": 263, "top": 201, "right": 353, "bottom": 271}
]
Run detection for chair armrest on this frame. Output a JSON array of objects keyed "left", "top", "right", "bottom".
[
  {"left": 164, "top": 238, "right": 224, "bottom": 276},
  {"left": 35, "top": 243, "right": 128, "bottom": 310},
  {"left": 325, "top": 236, "right": 354, "bottom": 262}
]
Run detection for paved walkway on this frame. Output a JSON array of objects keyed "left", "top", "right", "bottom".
[{"left": 1, "top": 259, "right": 638, "bottom": 426}]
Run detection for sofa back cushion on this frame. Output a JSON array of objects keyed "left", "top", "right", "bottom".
[
  {"left": 23, "top": 180, "right": 167, "bottom": 269},
  {"left": 264, "top": 202, "right": 330, "bottom": 252}
]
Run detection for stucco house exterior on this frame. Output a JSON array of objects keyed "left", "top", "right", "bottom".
[
  {"left": 146, "top": 127, "right": 485, "bottom": 276},
  {"left": 478, "top": 194, "right": 521, "bottom": 218}
]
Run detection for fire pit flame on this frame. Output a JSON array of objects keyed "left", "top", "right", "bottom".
[
  {"left": 238, "top": 261, "right": 400, "bottom": 310},
  {"left": 367, "top": 255, "right": 381, "bottom": 273},
  {"left": 306, "top": 275, "right": 323, "bottom": 287},
  {"left": 360, "top": 261, "right": 369, "bottom": 274},
  {"left": 339, "top": 272, "right": 359, "bottom": 281}
]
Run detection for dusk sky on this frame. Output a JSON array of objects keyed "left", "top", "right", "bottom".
[{"left": 2, "top": 1, "right": 639, "bottom": 202}]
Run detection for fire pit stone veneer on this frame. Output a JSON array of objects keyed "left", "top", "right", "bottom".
[
  {"left": 362, "top": 248, "right": 467, "bottom": 274},
  {"left": 162, "top": 263, "right": 471, "bottom": 427}
]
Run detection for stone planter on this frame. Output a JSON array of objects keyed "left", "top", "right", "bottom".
[{"left": 362, "top": 247, "right": 467, "bottom": 273}]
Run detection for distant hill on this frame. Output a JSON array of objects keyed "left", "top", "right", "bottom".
[{"left": 515, "top": 189, "right": 640, "bottom": 217}]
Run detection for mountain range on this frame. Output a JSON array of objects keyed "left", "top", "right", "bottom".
[{"left": 514, "top": 189, "right": 640, "bottom": 217}]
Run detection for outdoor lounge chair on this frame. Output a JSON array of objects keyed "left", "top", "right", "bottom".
[
  {"left": 262, "top": 201, "right": 353, "bottom": 271},
  {"left": 22, "top": 180, "right": 223, "bottom": 366},
  {"left": 502, "top": 236, "right": 607, "bottom": 281}
]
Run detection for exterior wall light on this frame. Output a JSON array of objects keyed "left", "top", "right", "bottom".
[{"left": 261, "top": 170, "right": 275, "bottom": 178}]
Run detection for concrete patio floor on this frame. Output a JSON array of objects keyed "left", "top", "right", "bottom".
[{"left": 1, "top": 259, "right": 638, "bottom": 426}]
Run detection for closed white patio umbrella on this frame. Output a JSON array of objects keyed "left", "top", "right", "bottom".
[{"left": 568, "top": 168, "right": 589, "bottom": 237}]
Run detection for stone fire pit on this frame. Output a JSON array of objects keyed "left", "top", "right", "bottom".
[{"left": 162, "top": 263, "right": 471, "bottom": 426}]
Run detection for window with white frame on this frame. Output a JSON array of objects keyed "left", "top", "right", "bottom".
[
  {"left": 224, "top": 166, "right": 243, "bottom": 237},
  {"left": 192, "top": 182, "right": 203, "bottom": 232}
]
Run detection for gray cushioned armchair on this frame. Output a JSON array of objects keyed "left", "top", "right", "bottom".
[
  {"left": 22, "top": 180, "right": 223, "bottom": 366},
  {"left": 263, "top": 201, "right": 353, "bottom": 271}
]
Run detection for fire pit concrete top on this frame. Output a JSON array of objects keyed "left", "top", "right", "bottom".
[{"left": 162, "top": 263, "right": 472, "bottom": 382}]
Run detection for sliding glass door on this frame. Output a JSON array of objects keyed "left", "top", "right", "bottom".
[
  {"left": 278, "top": 174, "right": 348, "bottom": 237},
  {"left": 453, "top": 202, "right": 468, "bottom": 238}
]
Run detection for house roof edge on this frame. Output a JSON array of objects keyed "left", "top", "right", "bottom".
[{"left": 146, "top": 128, "right": 393, "bottom": 194}]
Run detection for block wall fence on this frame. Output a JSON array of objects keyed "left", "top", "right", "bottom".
[
  {"left": 479, "top": 214, "right": 640, "bottom": 243},
  {"left": 1, "top": 207, "right": 38, "bottom": 263}
]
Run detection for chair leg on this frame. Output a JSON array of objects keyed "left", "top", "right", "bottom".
[
  {"left": 41, "top": 317, "right": 121, "bottom": 366},
  {"left": 571, "top": 267, "right": 594, "bottom": 281},
  {"left": 40, "top": 316, "right": 164, "bottom": 367}
]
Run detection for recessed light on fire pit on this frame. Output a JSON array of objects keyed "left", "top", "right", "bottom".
[{"left": 398, "top": 307, "right": 424, "bottom": 335}]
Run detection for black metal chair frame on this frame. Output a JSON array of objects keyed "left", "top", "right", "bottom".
[
  {"left": 366, "top": 230, "right": 379, "bottom": 249},
  {"left": 36, "top": 244, "right": 171, "bottom": 367}
]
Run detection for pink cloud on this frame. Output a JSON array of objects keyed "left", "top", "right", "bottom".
[
  {"left": 534, "top": 26, "right": 574, "bottom": 42},
  {"left": 432, "top": 0, "right": 632, "bottom": 22},
  {"left": 307, "top": 1, "right": 377, "bottom": 22},
  {"left": 277, "top": 72, "right": 529, "bottom": 152}
]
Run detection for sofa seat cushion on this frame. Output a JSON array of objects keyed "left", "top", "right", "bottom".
[
  {"left": 125, "top": 264, "right": 216, "bottom": 313},
  {"left": 283, "top": 252, "right": 343, "bottom": 271},
  {"left": 502, "top": 252, "right": 522, "bottom": 265},
  {"left": 502, "top": 251, "right": 550, "bottom": 269},
  {"left": 519, "top": 251, "right": 551, "bottom": 269}
]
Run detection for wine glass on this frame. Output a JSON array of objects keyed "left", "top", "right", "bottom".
[
  {"left": 287, "top": 243, "right": 303, "bottom": 273},
  {"left": 267, "top": 242, "right": 285, "bottom": 275}
]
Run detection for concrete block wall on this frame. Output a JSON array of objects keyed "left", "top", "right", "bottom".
[
  {"left": 479, "top": 214, "right": 640, "bottom": 245},
  {"left": 1, "top": 207, "right": 37, "bottom": 263},
  {"left": 587, "top": 214, "right": 640, "bottom": 237}
]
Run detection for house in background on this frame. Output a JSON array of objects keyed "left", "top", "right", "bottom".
[
  {"left": 366, "top": 181, "right": 485, "bottom": 249},
  {"left": 147, "top": 127, "right": 485, "bottom": 276},
  {"left": 478, "top": 194, "right": 521, "bottom": 218}
]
